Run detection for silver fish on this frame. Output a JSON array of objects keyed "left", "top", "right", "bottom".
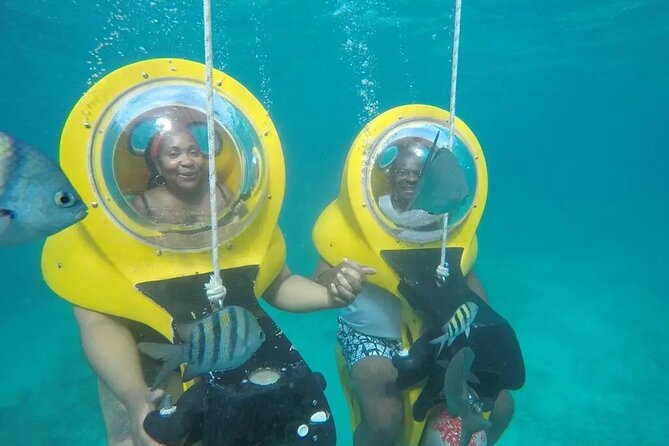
[
  {"left": 443, "top": 347, "right": 491, "bottom": 446},
  {"left": 430, "top": 301, "right": 478, "bottom": 357},
  {"left": 139, "top": 305, "right": 266, "bottom": 389},
  {"left": 0, "top": 132, "right": 87, "bottom": 246}
]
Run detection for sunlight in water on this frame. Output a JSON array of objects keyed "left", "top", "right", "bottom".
[{"left": 330, "top": 0, "right": 381, "bottom": 125}]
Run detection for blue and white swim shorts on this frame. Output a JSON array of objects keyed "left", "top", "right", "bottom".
[{"left": 337, "top": 317, "right": 403, "bottom": 372}]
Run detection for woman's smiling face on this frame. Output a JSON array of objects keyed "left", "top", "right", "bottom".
[{"left": 155, "top": 131, "right": 207, "bottom": 192}]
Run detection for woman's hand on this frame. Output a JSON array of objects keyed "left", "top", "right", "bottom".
[{"left": 129, "top": 388, "right": 167, "bottom": 446}]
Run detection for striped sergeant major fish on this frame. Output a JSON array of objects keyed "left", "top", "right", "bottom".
[
  {"left": 429, "top": 301, "right": 479, "bottom": 357},
  {"left": 139, "top": 305, "right": 266, "bottom": 389}
]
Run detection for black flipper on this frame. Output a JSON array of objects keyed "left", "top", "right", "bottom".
[{"left": 383, "top": 248, "right": 525, "bottom": 420}]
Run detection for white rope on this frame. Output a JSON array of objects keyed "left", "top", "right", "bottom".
[
  {"left": 436, "top": 214, "right": 450, "bottom": 285},
  {"left": 203, "top": 0, "right": 226, "bottom": 308},
  {"left": 437, "top": 0, "right": 462, "bottom": 284},
  {"left": 446, "top": 0, "right": 462, "bottom": 154}
]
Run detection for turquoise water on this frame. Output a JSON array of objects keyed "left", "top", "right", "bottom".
[{"left": 1, "top": 0, "right": 668, "bottom": 444}]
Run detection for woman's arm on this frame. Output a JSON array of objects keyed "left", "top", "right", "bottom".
[
  {"left": 74, "top": 307, "right": 164, "bottom": 446},
  {"left": 263, "top": 261, "right": 376, "bottom": 312}
]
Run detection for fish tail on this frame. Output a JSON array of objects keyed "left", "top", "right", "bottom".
[
  {"left": 430, "top": 335, "right": 447, "bottom": 358},
  {"left": 137, "top": 342, "right": 184, "bottom": 389},
  {"left": 429, "top": 334, "right": 445, "bottom": 346},
  {"left": 436, "top": 342, "right": 446, "bottom": 358}
]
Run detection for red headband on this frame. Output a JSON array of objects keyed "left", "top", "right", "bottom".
[{"left": 149, "top": 133, "right": 165, "bottom": 158}]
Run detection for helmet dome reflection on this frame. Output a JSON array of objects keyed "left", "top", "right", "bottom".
[
  {"left": 365, "top": 120, "right": 478, "bottom": 243},
  {"left": 91, "top": 82, "right": 267, "bottom": 251}
]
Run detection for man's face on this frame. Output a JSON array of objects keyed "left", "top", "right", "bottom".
[{"left": 390, "top": 154, "right": 423, "bottom": 207}]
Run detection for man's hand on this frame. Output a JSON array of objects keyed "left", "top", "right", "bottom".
[{"left": 392, "top": 333, "right": 443, "bottom": 422}]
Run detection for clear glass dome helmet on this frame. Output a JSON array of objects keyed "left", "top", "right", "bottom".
[
  {"left": 363, "top": 118, "right": 478, "bottom": 243},
  {"left": 90, "top": 82, "right": 267, "bottom": 251}
]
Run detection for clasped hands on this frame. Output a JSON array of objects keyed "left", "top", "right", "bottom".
[{"left": 320, "top": 258, "right": 376, "bottom": 307}]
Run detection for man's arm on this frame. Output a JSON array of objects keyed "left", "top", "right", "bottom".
[{"left": 465, "top": 269, "right": 488, "bottom": 303}]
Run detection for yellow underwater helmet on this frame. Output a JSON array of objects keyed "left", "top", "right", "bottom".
[
  {"left": 312, "top": 104, "right": 489, "bottom": 445},
  {"left": 42, "top": 58, "right": 352, "bottom": 446},
  {"left": 41, "top": 58, "right": 286, "bottom": 340}
]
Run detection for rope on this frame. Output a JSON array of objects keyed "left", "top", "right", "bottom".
[
  {"left": 446, "top": 0, "right": 462, "bottom": 154},
  {"left": 203, "top": 0, "right": 226, "bottom": 309},
  {"left": 436, "top": 0, "right": 462, "bottom": 284},
  {"left": 436, "top": 214, "right": 450, "bottom": 285}
]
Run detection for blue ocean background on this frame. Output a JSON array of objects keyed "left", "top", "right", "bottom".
[{"left": 1, "top": 0, "right": 668, "bottom": 444}]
